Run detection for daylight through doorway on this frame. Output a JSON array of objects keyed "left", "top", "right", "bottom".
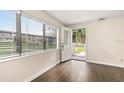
[{"left": 72, "top": 28, "right": 86, "bottom": 59}]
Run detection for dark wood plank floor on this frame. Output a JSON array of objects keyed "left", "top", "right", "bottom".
[{"left": 32, "top": 60, "right": 124, "bottom": 82}]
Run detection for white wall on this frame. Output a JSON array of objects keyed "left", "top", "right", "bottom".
[
  {"left": 0, "top": 10, "right": 62, "bottom": 82},
  {"left": 70, "top": 16, "right": 124, "bottom": 67},
  {"left": 0, "top": 50, "right": 57, "bottom": 82}
]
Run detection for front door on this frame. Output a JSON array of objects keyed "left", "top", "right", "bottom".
[{"left": 61, "top": 27, "right": 72, "bottom": 62}]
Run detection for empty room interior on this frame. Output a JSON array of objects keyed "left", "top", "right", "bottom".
[{"left": 0, "top": 10, "right": 124, "bottom": 82}]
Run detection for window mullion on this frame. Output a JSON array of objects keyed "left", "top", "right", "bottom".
[
  {"left": 43, "top": 24, "right": 46, "bottom": 49},
  {"left": 16, "top": 13, "right": 22, "bottom": 55}
]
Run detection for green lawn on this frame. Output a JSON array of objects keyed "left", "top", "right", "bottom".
[
  {"left": 0, "top": 42, "right": 56, "bottom": 57},
  {"left": 73, "top": 47, "right": 86, "bottom": 54}
]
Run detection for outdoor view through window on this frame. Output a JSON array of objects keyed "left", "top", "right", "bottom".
[
  {"left": 0, "top": 10, "right": 57, "bottom": 59},
  {"left": 0, "top": 11, "right": 16, "bottom": 58},
  {"left": 21, "top": 16, "right": 44, "bottom": 53},
  {"left": 45, "top": 25, "right": 57, "bottom": 49}
]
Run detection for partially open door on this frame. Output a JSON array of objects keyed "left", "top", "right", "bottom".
[{"left": 61, "top": 27, "right": 72, "bottom": 62}]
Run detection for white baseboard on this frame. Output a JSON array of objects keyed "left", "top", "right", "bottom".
[
  {"left": 24, "top": 63, "right": 58, "bottom": 82},
  {"left": 86, "top": 60, "right": 124, "bottom": 68}
]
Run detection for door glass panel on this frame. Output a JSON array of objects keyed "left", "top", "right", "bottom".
[{"left": 64, "top": 30, "right": 69, "bottom": 45}]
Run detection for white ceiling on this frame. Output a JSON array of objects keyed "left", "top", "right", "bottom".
[{"left": 46, "top": 10, "right": 124, "bottom": 25}]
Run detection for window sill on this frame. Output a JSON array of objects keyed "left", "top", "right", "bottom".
[{"left": 0, "top": 49, "right": 58, "bottom": 64}]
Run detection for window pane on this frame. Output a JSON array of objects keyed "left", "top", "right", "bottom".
[
  {"left": 21, "top": 16, "right": 43, "bottom": 53},
  {"left": 45, "top": 25, "right": 57, "bottom": 49},
  {"left": 0, "top": 11, "right": 16, "bottom": 58}
]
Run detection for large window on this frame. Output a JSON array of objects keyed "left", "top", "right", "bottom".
[
  {"left": 45, "top": 25, "right": 57, "bottom": 49},
  {"left": 0, "top": 10, "right": 57, "bottom": 59},
  {"left": 0, "top": 11, "right": 16, "bottom": 58},
  {"left": 21, "top": 16, "right": 43, "bottom": 53}
]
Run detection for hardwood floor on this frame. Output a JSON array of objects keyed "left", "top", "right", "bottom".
[{"left": 32, "top": 60, "right": 124, "bottom": 82}]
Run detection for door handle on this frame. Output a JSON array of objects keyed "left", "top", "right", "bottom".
[
  {"left": 61, "top": 44, "right": 64, "bottom": 51},
  {"left": 61, "top": 45, "right": 64, "bottom": 48}
]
